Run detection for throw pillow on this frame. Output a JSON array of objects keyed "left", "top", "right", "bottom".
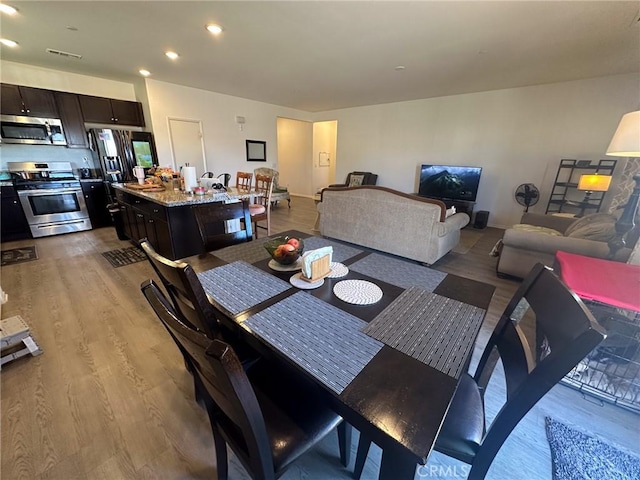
[
  {"left": 564, "top": 213, "right": 616, "bottom": 236},
  {"left": 348, "top": 174, "right": 365, "bottom": 187},
  {"left": 564, "top": 213, "right": 617, "bottom": 242}
]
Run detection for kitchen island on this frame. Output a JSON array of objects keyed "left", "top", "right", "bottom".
[{"left": 113, "top": 183, "right": 260, "bottom": 260}]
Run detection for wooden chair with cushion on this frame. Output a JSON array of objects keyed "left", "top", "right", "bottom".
[
  {"left": 192, "top": 200, "right": 253, "bottom": 252},
  {"left": 141, "top": 279, "right": 351, "bottom": 480},
  {"left": 236, "top": 171, "right": 253, "bottom": 191},
  {"left": 354, "top": 263, "right": 606, "bottom": 480},
  {"left": 248, "top": 173, "right": 274, "bottom": 239}
]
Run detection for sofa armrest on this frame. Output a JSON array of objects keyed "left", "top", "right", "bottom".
[
  {"left": 502, "top": 228, "right": 630, "bottom": 261},
  {"left": 519, "top": 213, "right": 576, "bottom": 233},
  {"left": 435, "top": 213, "right": 470, "bottom": 236}
]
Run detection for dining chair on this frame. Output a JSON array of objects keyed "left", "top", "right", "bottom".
[
  {"left": 353, "top": 263, "right": 607, "bottom": 480},
  {"left": 141, "top": 279, "right": 351, "bottom": 480},
  {"left": 236, "top": 171, "right": 253, "bottom": 191},
  {"left": 248, "top": 173, "right": 274, "bottom": 238},
  {"left": 139, "top": 239, "right": 259, "bottom": 369},
  {"left": 192, "top": 200, "right": 253, "bottom": 252}
]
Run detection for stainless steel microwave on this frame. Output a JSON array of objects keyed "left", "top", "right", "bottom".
[{"left": 0, "top": 115, "right": 67, "bottom": 145}]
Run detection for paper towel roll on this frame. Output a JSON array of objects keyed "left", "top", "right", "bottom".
[{"left": 182, "top": 166, "right": 198, "bottom": 192}]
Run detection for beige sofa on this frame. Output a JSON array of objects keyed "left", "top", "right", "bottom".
[
  {"left": 317, "top": 186, "right": 470, "bottom": 264},
  {"left": 496, "top": 212, "right": 634, "bottom": 278}
]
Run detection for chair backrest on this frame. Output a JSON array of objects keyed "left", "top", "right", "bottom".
[
  {"left": 192, "top": 200, "right": 253, "bottom": 252},
  {"left": 236, "top": 172, "right": 253, "bottom": 191},
  {"left": 254, "top": 167, "right": 280, "bottom": 189},
  {"left": 471, "top": 263, "right": 606, "bottom": 474},
  {"left": 140, "top": 279, "right": 275, "bottom": 478},
  {"left": 139, "top": 239, "right": 219, "bottom": 338},
  {"left": 253, "top": 174, "right": 274, "bottom": 208}
]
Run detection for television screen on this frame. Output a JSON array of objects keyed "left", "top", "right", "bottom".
[{"left": 418, "top": 165, "right": 482, "bottom": 202}]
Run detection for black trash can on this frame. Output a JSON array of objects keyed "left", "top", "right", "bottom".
[{"left": 107, "top": 203, "right": 128, "bottom": 240}]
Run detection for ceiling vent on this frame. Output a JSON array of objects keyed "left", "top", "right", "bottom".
[{"left": 46, "top": 48, "right": 82, "bottom": 60}]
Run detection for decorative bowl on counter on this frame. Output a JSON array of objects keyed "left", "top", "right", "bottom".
[{"left": 264, "top": 236, "right": 305, "bottom": 265}]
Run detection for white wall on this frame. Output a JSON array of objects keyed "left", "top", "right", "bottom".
[
  {"left": 1, "top": 60, "right": 136, "bottom": 100},
  {"left": 312, "top": 121, "right": 337, "bottom": 193},
  {"left": 315, "top": 73, "right": 639, "bottom": 228},
  {"left": 277, "top": 117, "right": 313, "bottom": 196},
  {"left": 144, "top": 79, "right": 312, "bottom": 179}
]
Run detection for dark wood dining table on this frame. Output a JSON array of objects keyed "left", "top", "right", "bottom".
[{"left": 183, "top": 230, "right": 496, "bottom": 479}]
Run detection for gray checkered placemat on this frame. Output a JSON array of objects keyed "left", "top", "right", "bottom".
[
  {"left": 349, "top": 253, "right": 447, "bottom": 290},
  {"left": 303, "top": 237, "right": 363, "bottom": 263},
  {"left": 362, "top": 287, "right": 486, "bottom": 379},
  {"left": 197, "top": 261, "right": 291, "bottom": 315},
  {"left": 212, "top": 238, "right": 272, "bottom": 264},
  {"left": 244, "top": 291, "right": 383, "bottom": 394}
]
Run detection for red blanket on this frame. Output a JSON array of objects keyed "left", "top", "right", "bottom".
[{"left": 555, "top": 250, "right": 640, "bottom": 313}]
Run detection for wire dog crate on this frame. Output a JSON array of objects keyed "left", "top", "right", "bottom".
[{"left": 562, "top": 302, "right": 640, "bottom": 414}]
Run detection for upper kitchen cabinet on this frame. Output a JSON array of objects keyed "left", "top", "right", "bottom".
[
  {"left": 1, "top": 83, "right": 59, "bottom": 118},
  {"left": 54, "top": 92, "right": 89, "bottom": 148},
  {"left": 79, "top": 95, "right": 145, "bottom": 127}
]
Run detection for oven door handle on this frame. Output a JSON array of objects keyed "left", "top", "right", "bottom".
[{"left": 17, "top": 188, "right": 82, "bottom": 196}]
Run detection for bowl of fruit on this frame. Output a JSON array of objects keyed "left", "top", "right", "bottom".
[{"left": 264, "top": 236, "right": 305, "bottom": 265}]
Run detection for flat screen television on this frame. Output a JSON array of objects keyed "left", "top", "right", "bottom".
[{"left": 418, "top": 164, "right": 482, "bottom": 202}]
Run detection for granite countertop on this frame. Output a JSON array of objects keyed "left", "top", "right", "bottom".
[{"left": 112, "top": 183, "right": 261, "bottom": 207}]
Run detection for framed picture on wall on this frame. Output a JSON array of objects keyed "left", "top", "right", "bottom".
[{"left": 246, "top": 140, "right": 266, "bottom": 161}]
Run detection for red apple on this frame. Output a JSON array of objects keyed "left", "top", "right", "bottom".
[
  {"left": 286, "top": 238, "right": 300, "bottom": 249},
  {"left": 281, "top": 244, "right": 295, "bottom": 253},
  {"left": 273, "top": 245, "right": 286, "bottom": 259}
]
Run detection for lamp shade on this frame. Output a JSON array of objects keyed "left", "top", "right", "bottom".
[
  {"left": 578, "top": 174, "right": 612, "bottom": 192},
  {"left": 606, "top": 111, "right": 640, "bottom": 156}
]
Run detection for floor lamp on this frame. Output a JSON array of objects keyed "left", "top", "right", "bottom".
[{"left": 605, "top": 111, "right": 640, "bottom": 258}]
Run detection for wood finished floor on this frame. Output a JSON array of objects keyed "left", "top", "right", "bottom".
[{"left": 2, "top": 195, "right": 638, "bottom": 480}]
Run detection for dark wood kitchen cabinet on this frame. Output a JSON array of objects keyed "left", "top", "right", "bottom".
[
  {"left": 115, "top": 189, "right": 177, "bottom": 259},
  {"left": 0, "top": 83, "right": 58, "bottom": 117},
  {"left": 54, "top": 92, "right": 89, "bottom": 148},
  {"left": 81, "top": 180, "right": 111, "bottom": 228},
  {"left": 79, "top": 95, "right": 145, "bottom": 127},
  {"left": 1, "top": 186, "right": 31, "bottom": 243}
]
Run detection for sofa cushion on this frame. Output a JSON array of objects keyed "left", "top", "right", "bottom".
[
  {"left": 348, "top": 174, "right": 365, "bottom": 187},
  {"left": 512, "top": 224, "right": 563, "bottom": 236},
  {"left": 564, "top": 213, "right": 617, "bottom": 241}
]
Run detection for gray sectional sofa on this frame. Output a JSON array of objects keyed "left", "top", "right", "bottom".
[{"left": 317, "top": 186, "right": 470, "bottom": 264}]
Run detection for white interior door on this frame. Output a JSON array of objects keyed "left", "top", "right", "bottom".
[{"left": 168, "top": 118, "right": 207, "bottom": 177}]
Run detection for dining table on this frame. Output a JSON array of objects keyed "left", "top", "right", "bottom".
[{"left": 183, "top": 230, "right": 496, "bottom": 479}]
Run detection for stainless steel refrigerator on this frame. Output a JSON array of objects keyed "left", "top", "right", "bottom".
[
  {"left": 88, "top": 128, "right": 158, "bottom": 202},
  {"left": 88, "top": 128, "right": 158, "bottom": 184}
]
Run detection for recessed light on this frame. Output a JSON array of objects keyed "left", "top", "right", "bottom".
[
  {"left": 394, "top": 65, "right": 405, "bottom": 71},
  {"left": 165, "top": 51, "right": 179, "bottom": 60},
  {"left": 139, "top": 69, "right": 151, "bottom": 77},
  {"left": 0, "top": 38, "right": 18, "bottom": 48},
  {"left": 0, "top": 4, "right": 18, "bottom": 15},
  {"left": 66, "top": 26, "right": 78, "bottom": 31},
  {"left": 205, "top": 24, "right": 223, "bottom": 35}
]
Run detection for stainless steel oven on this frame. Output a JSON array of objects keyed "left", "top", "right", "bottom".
[{"left": 9, "top": 162, "right": 92, "bottom": 237}]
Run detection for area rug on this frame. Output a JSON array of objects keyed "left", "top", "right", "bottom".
[
  {"left": 451, "top": 228, "right": 484, "bottom": 254},
  {"left": 545, "top": 417, "right": 640, "bottom": 480},
  {"left": 101, "top": 246, "right": 147, "bottom": 268},
  {"left": 1, "top": 246, "right": 38, "bottom": 266}
]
